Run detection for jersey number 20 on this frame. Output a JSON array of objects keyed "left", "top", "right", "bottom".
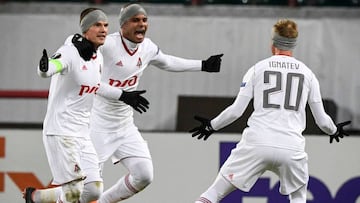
[{"left": 263, "top": 71, "right": 304, "bottom": 111}]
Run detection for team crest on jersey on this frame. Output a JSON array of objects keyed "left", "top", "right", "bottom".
[
  {"left": 116, "top": 60, "right": 123, "bottom": 67},
  {"left": 228, "top": 173, "right": 234, "bottom": 181},
  {"left": 74, "top": 164, "right": 81, "bottom": 173},
  {"left": 81, "top": 65, "right": 87, "bottom": 70},
  {"left": 240, "top": 82, "right": 246, "bottom": 87},
  {"left": 137, "top": 57, "right": 142, "bottom": 68}
]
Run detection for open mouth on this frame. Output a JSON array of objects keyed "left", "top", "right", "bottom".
[{"left": 135, "top": 30, "right": 146, "bottom": 35}]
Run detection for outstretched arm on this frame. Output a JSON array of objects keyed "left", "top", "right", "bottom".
[
  {"left": 97, "top": 82, "right": 149, "bottom": 114},
  {"left": 37, "top": 49, "right": 63, "bottom": 78},
  {"left": 309, "top": 101, "right": 337, "bottom": 135},
  {"left": 189, "top": 94, "right": 251, "bottom": 141},
  {"left": 309, "top": 101, "right": 351, "bottom": 143},
  {"left": 151, "top": 50, "right": 223, "bottom": 72},
  {"left": 211, "top": 95, "right": 252, "bottom": 131}
]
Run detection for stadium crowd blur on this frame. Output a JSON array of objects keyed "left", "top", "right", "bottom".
[{"left": 0, "top": 0, "right": 359, "bottom": 7}]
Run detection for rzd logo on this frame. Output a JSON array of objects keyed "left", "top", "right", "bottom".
[{"left": 0, "top": 137, "right": 51, "bottom": 192}]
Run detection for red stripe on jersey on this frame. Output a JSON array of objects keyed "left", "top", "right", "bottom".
[{"left": 121, "top": 36, "right": 138, "bottom": 56}]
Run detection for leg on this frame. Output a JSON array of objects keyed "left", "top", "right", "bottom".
[
  {"left": 195, "top": 173, "right": 236, "bottom": 203},
  {"left": 289, "top": 184, "right": 307, "bottom": 203},
  {"left": 98, "top": 157, "right": 153, "bottom": 203},
  {"left": 35, "top": 135, "right": 86, "bottom": 203},
  {"left": 79, "top": 181, "right": 103, "bottom": 203},
  {"left": 57, "top": 179, "right": 84, "bottom": 203},
  {"left": 24, "top": 186, "right": 62, "bottom": 203},
  {"left": 79, "top": 137, "right": 104, "bottom": 202}
]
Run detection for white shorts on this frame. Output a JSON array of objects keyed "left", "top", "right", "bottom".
[
  {"left": 43, "top": 135, "right": 102, "bottom": 185},
  {"left": 90, "top": 123, "right": 151, "bottom": 165},
  {"left": 220, "top": 141, "right": 308, "bottom": 195}
]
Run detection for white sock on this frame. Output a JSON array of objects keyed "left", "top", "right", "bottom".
[
  {"left": 98, "top": 157, "right": 153, "bottom": 203},
  {"left": 195, "top": 174, "right": 236, "bottom": 203},
  {"left": 33, "top": 187, "right": 62, "bottom": 203},
  {"left": 98, "top": 174, "right": 136, "bottom": 203}
]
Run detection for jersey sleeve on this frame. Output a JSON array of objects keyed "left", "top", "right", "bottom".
[
  {"left": 211, "top": 94, "right": 252, "bottom": 131},
  {"left": 307, "top": 73, "right": 337, "bottom": 134},
  {"left": 210, "top": 66, "right": 254, "bottom": 130},
  {"left": 307, "top": 73, "right": 322, "bottom": 103},
  {"left": 37, "top": 45, "right": 73, "bottom": 78},
  {"left": 309, "top": 102, "right": 337, "bottom": 135},
  {"left": 238, "top": 66, "right": 255, "bottom": 98},
  {"left": 148, "top": 38, "right": 201, "bottom": 72},
  {"left": 96, "top": 81, "right": 123, "bottom": 100}
]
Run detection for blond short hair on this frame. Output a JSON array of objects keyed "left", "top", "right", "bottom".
[{"left": 273, "top": 19, "right": 298, "bottom": 39}]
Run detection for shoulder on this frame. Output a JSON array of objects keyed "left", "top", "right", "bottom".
[
  {"left": 250, "top": 57, "right": 271, "bottom": 73},
  {"left": 107, "top": 32, "right": 120, "bottom": 41},
  {"left": 57, "top": 43, "right": 77, "bottom": 56},
  {"left": 102, "top": 32, "right": 120, "bottom": 48},
  {"left": 140, "top": 38, "right": 159, "bottom": 52},
  {"left": 55, "top": 44, "right": 80, "bottom": 67},
  {"left": 64, "top": 34, "right": 74, "bottom": 45},
  {"left": 255, "top": 57, "right": 270, "bottom": 66},
  {"left": 292, "top": 57, "right": 316, "bottom": 77},
  {"left": 142, "top": 38, "right": 156, "bottom": 46}
]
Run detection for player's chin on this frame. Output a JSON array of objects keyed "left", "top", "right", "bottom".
[
  {"left": 93, "top": 39, "right": 105, "bottom": 47},
  {"left": 96, "top": 37, "right": 106, "bottom": 45},
  {"left": 134, "top": 33, "right": 145, "bottom": 42},
  {"left": 134, "top": 37, "right": 145, "bottom": 43}
]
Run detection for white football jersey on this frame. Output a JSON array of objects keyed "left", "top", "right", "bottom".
[
  {"left": 91, "top": 32, "right": 201, "bottom": 132},
  {"left": 42, "top": 43, "right": 102, "bottom": 137},
  {"left": 237, "top": 55, "right": 323, "bottom": 151}
]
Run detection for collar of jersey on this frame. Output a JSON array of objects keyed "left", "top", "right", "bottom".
[{"left": 121, "top": 35, "right": 139, "bottom": 56}]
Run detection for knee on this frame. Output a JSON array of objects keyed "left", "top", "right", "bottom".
[
  {"left": 83, "top": 181, "right": 104, "bottom": 201},
  {"left": 139, "top": 169, "right": 154, "bottom": 186},
  {"left": 133, "top": 167, "right": 153, "bottom": 189},
  {"left": 131, "top": 161, "right": 154, "bottom": 190}
]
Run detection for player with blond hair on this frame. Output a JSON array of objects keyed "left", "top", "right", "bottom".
[{"left": 190, "top": 19, "right": 351, "bottom": 203}]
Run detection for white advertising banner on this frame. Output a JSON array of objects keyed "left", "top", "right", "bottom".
[
  {"left": 0, "top": 14, "right": 359, "bottom": 130},
  {"left": 0, "top": 130, "right": 359, "bottom": 203}
]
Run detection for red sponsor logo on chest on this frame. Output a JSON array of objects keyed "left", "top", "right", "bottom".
[
  {"left": 108, "top": 76, "right": 138, "bottom": 88},
  {"left": 78, "top": 84, "right": 100, "bottom": 96}
]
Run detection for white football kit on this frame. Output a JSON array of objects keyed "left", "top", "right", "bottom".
[
  {"left": 39, "top": 40, "right": 103, "bottom": 185},
  {"left": 90, "top": 32, "right": 202, "bottom": 165},
  {"left": 211, "top": 55, "right": 337, "bottom": 195}
]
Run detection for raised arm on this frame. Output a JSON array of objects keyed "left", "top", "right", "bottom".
[
  {"left": 37, "top": 49, "right": 63, "bottom": 78},
  {"left": 151, "top": 50, "right": 223, "bottom": 72}
]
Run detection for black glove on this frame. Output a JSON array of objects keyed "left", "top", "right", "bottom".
[
  {"left": 329, "top": 121, "right": 351, "bottom": 143},
  {"left": 39, "top": 49, "right": 49, "bottom": 72},
  {"left": 201, "top": 54, "right": 224, "bottom": 72},
  {"left": 119, "top": 90, "right": 149, "bottom": 114},
  {"left": 189, "top": 116, "right": 215, "bottom": 141},
  {"left": 72, "top": 33, "right": 96, "bottom": 61}
]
